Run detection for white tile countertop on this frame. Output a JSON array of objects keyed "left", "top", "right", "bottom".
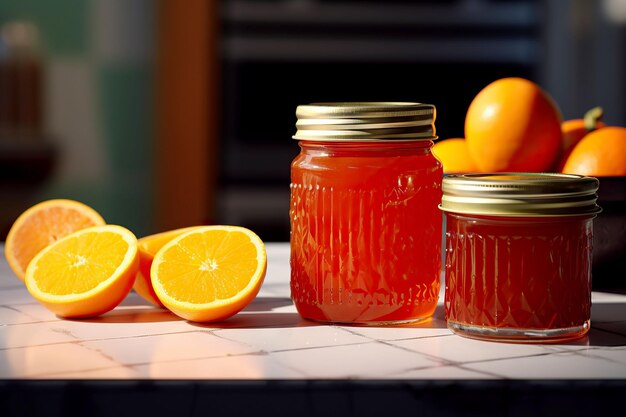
[{"left": 1, "top": 242, "right": 626, "bottom": 416}]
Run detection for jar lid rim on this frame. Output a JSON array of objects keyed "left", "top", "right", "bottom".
[
  {"left": 440, "top": 172, "right": 602, "bottom": 216},
  {"left": 293, "top": 102, "right": 436, "bottom": 141}
]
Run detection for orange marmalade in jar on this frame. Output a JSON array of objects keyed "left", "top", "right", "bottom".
[
  {"left": 440, "top": 173, "right": 602, "bottom": 343},
  {"left": 290, "top": 102, "right": 442, "bottom": 325}
]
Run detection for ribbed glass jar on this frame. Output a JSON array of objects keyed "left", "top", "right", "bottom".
[
  {"left": 440, "top": 173, "right": 602, "bottom": 342},
  {"left": 290, "top": 102, "right": 443, "bottom": 325}
]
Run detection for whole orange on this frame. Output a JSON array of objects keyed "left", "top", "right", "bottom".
[
  {"left": 561, "top": 126, "right": 626, "bottom": 176},
  {"left": 557, "top": 107, "right": 606, "bottom": 171},
  {"left": 465, "top": 77, "right": 562, "bottom": 172},
  {"left": 432, "top": 138, "right": 478, "bottom": 173},
  {"left": 561, "top": 107, "right": 606, "bottom": 153}
]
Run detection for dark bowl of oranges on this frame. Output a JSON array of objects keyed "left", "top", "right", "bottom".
[
  {"left": 593, "top": 176, "right": 626, "bottom": 290},
  {"left": 433, "top": 77, "right": 626, "bottom": 291}
]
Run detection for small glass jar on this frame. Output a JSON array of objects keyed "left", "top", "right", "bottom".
[
  {"left": 440, "top": 173, "right": 602, "bottom": 342},
  {"left": 290, "top": 102, "right": 443, "bottom": 325}
]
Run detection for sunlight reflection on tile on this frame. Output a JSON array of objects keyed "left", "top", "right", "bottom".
[
  {"left": 2, "top": 243, "right": 626, "bottom": 380},
  {"left": 215, "top": 325, "right": 370, "bottom": 351},
  {"left": 0, "top": 322, "right": 77, "bottom": 349},
  {"left": 1, "top": 343, "right": 120, "bottom": 378},
  {"left": 269, "top": 342, "right": 443, "bottom": 378},
  {"left": 81, "top": 331, "right": 259, "bottom": 365},
  {"left": 136, "top": 353, "right": 303, "bottom": 379}
]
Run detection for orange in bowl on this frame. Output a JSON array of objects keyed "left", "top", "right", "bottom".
[
  {"left": 24, "top": 225, "right": 139, "bottom": 318},
  {"left": 151, "top": 225, "right": 266, "bottom": 322},
  {"left": 561, "top": 107, "right": 606, "bottom": 154},
  {"left": 5, "top": 199, "right": 106, "bottom": 281},
  {"left": 465, "top": 77, "right": 562, "bottom": 172},
  {"left": 432, "top": 138, "right": 478, "bottom": 173},
  {"left": 557, "top": 107, "right": 606, "bottom": 171},
  {"left": 561, "top": 126, "right": 626, "bottom": 176}
]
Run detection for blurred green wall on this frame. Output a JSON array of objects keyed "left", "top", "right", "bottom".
[{"left": 0, "top": 0, "right": 154, "bottom": 237}]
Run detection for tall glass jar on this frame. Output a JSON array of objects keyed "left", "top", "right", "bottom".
[
  {"left": 440, "top": 173, "right": 602, "bottom": 342},
  {"left": 290, "top": 102, "right": 443, "bottom": 325}
]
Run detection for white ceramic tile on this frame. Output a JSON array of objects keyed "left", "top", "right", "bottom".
[
  {"left": 239, "top": 296, "right": 295, "bottom": 314},
  {"left": 386, "top": 334, "right": 555, "bottom": 364},
  {"left": 0, "top": 306, "right": 41, "bottom": 325},
  {"left": 2, "top": 243, "right": 626, "bottom": 381},
  {"left": 257, "top": 283, "right": 291, "bottom": 298},
  {"left": 340, "top": 310, "right": 452, "bottom": 341},
  {"left": 215, "top": 325, "right": 370, "bottom": 352},
  {"left": 265, "top": 243, "right": 290, "bottom": 263},
  {"left": 118, "top": 291, "right": 159, "bottom": 307},
  {"left": 205, "top": 311, "right": 307, "bottom": 329},
  {"left": 269, "top": 341, "right": 443, "bottom": 378},
  {"left": 0, "top": 279, "right": 20, "bottom": 290},
  {"left": 391, "top": 364, "right": 499, "bottom": 379},
  {"left": 543, "top": 327, "right": 626, "bottom": 350},
  {"left": 265, "top": 244, "right": 290, "bottom": 282},
  {"left": 46, "top": 308, "right": 191, "bottom": 340},
  {"left": 592, "top": 292, "right": 626, "bottom": 303},
  {"left": 343, "top": 326, "right": 453, "bottom": 341},
  {"left": 587, "top": 326, "right": 626, "bottom": 346},
  {"left": 463, "top": 351, "right": 626, "bottom": 379},
  {"left": 592, "top": 301, "right": 626, "bottom": 323},
  {"left": 0, "top": 322, "right": 78, "bottom": 349},
  {"left": 43, "top": 365, "right": 141, "bottom": 379},
  {"left": 134, "top": 353, "right": 304, "bottom": 379},
  {"left": 0, "top": 288, "right": 38, "bottom": 305},
  {"left": 9, "top": 303, "right": 60, "bottom": 322},
  {"left": 266, "top": 303, "right": 298, "bottom": 314},
  {"left": 81, "top": 331, "right": 259, "bottom": 365},
  {"left": 0, "top": 343, "right": 120, "bottom": 378},
  {"left": 0, "top": 252, "right": 16, "bottom": 287},
  {"left": 579, "top": 346, "right": 626, "bottom": 365}
]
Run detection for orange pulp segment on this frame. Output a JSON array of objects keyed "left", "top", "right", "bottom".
[
  {"left": 134, "top": 226, "right": 201, "bottom": 306},
  {"left": 151, "top": 225, "right": 266, "bottom": 322},
  {"left": 5, "top": 199, "right": 106, "bottom": 281},
  {"left": 25, "top": 225, "right": 139, "bottom": 318}
]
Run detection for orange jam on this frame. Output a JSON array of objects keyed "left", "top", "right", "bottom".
[
  {"left": 290, "top": 102, "right": 442, "bottom": 324},
  {"left": 440, "top": 173, "right": 601, "bottom": 342}
]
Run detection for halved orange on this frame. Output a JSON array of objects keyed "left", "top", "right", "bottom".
[
  {"left": 24, "top": 225, "right": 139, "bottom": 318},
  {"left": 134, "top": 226, "right": 201, "bottom": 307},
  {"left": 151, "top": 225, "right": 266, "bottom": 322},
  {"left": 5, "top": 199, "right": 106, "bottom": 281}
]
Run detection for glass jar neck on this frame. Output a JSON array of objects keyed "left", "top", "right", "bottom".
[{"left": 298, "top": 140, "right": 434, "bottom": 156}]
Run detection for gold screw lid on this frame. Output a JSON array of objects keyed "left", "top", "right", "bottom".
[
  {"left": 293, "top": 102, "right": 436, "bottom": 141},
  {"left": 440, "top": 173, "right": 602, "bottom": 217}
]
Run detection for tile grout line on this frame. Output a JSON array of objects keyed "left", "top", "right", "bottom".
[
  {"left": 17, "top": 349, "right": 278, "bottom": 378},
  {"left": 438, "top": 350, "right": 585, "bottom": 367},
  {"left": 376, "top": 339, "right": 458, "bottom": 367},
  {"left": 0, "top": 305, "right": 53, "bottom": 324},
  {"left": 386, "top": 362, "right": 508, "bottom": 380},
  {"left": 335, "top": 324, "right": 454, "bottom": 342},
  {"left": 0, "top": 329, "right": 225, "bottom": 351},
  {"left": 563, "top": 347, "right": 626, "bottom": 365},
  {"left": 454, "top": 363, "right": 509, "bottom": 379},
  {"left": 211, "top": 329, "right": 381, "bottom": 354},
  {"left": 374, "top": 339, "right": 602, "bottom": 369}
]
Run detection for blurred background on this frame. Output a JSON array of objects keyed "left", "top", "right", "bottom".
[{"left": 1, "top": 0, "right": 625, "bottom": 243}]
